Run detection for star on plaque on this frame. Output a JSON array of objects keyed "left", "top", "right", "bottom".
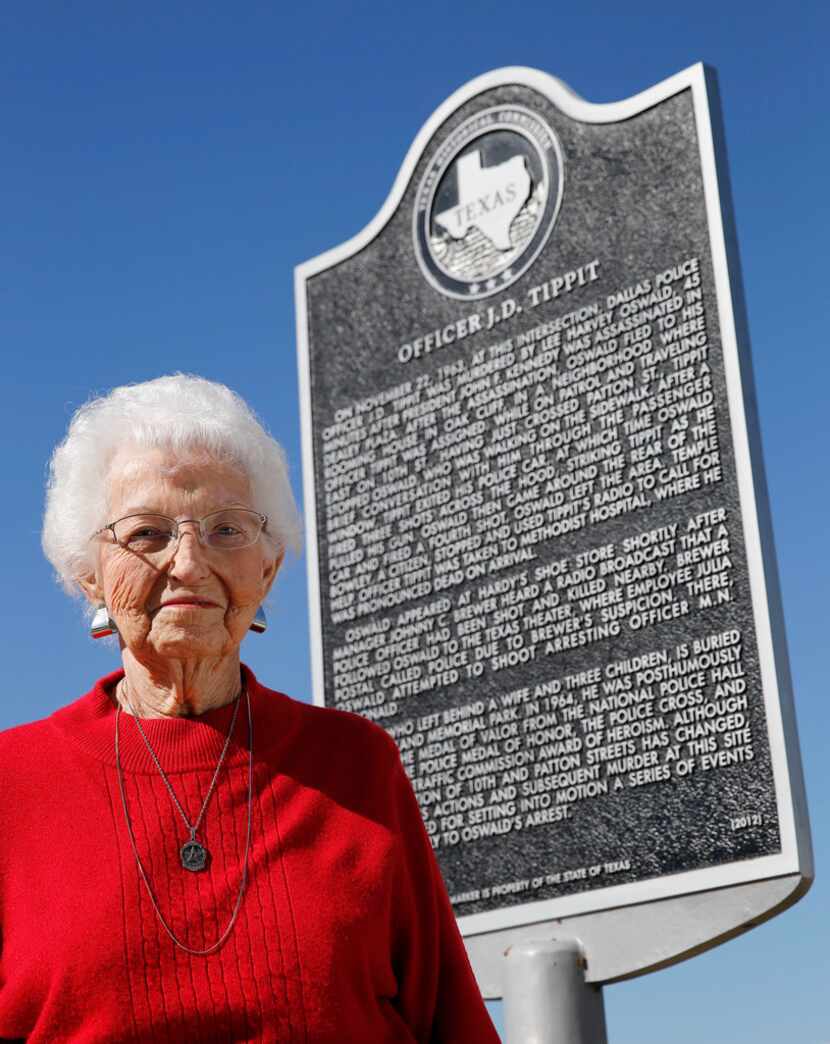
[
  {"left": 486, "top": 278, "right": 497, "bottom": 291},
  {"left": 470, "top": 283, "right": 480, "bottom": 294},
  {"left": 502, "top": 269, "right": 513, "bottom": 282}
]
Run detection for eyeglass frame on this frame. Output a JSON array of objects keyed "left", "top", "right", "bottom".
[{"left": 92, "top": 509, "right": 270, "bottom": 554}]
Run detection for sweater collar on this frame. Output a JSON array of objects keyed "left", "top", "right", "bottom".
[{"left": 49, "top": 664, "right": 288, "bottom": 774}]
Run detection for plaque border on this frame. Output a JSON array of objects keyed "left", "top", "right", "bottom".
[{"left": 295, "top": 63, "right": 812, "bottom": 962}]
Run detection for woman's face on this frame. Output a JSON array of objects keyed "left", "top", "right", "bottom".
[{"left": 81, "top": 445, "right": 281, "bottom": 663}]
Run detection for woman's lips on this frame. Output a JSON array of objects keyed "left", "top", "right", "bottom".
[{"left": 159, "top": 599, "right": 220, "bottom": 609}]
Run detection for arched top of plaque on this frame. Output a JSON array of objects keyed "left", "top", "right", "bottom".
[{"left": 298, "top": 63, "right": 717, "bottom": 284}]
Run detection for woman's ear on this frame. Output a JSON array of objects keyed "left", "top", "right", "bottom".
[
  {"left": 78, "top": 572, "right": 104, "bottom": 606},
  {"left": 261, "top": 549, "right": 284, "bottom": 599}
]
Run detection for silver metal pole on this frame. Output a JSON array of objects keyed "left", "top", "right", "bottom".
[{"left": 504, "top": 938, "right": 608, "bottom": 1044}]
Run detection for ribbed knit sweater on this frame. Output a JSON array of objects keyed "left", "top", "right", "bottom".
[{"left": 0, "top": 667, "right": 498, "bottom": 1043}]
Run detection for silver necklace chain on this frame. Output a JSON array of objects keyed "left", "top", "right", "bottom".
[
  {"left": 114, "top": 683, "right": 254, "bottom": 956},
  {"left": 121, "top": 680, "right": 241, "bottom": 842}
]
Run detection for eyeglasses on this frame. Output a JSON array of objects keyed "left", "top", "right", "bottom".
[{"left": 94, "top": 509, "right": 268, "bottom": 557}]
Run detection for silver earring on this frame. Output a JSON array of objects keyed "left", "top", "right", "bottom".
[
  {"left": 90, "top": 606, "right": 117, "bottom": 639},
  {"left": 249, "top": 606, "right": 267, "bottom": 634}
]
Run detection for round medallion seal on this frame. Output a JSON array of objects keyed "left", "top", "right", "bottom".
[{"left": 413, "top": 104, "right": 564, "bottom": 300}]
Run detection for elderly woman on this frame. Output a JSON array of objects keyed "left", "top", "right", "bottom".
[{"left": 0, "top": 375, "right": 498, "bottom": 1043}]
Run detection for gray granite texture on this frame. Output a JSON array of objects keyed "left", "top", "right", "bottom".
[{"left": 301, "top": 82, "right": 780, "bottom": 915}]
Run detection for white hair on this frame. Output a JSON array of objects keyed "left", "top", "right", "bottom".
[{"left": 42, "top": 374, "right": 303, "bottom": 594}]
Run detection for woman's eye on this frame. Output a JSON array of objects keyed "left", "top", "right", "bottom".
[
  {"left": 126, "top": 527, "right": 170, "bottom": 544},
  {"left": 214, "top": 525, "right": 241, "bottom": 537}
]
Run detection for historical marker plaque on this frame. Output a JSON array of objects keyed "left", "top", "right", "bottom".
[{"left": 295, "top": 65, "right": 810, "bottom": 962}]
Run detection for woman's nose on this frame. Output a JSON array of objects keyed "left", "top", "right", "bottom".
[{"left": 166, "top": 523, "right": 210, "bottom": 579}]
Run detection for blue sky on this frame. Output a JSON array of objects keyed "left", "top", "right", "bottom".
[{"left": 2, "top": 3, "right": 828, "bottom": 1040}]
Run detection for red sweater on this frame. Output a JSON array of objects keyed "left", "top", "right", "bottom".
[{"left": 0, "top": 668, "right": 498, "bottom": 1043}]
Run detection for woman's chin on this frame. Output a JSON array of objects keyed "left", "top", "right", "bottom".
[{"left": 145, "top": 622, "right": 230, "bottom": 660}]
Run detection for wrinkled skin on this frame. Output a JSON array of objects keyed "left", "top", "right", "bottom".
[{"left": 80, "top": 446, "right": 281, "bottom": 717}]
